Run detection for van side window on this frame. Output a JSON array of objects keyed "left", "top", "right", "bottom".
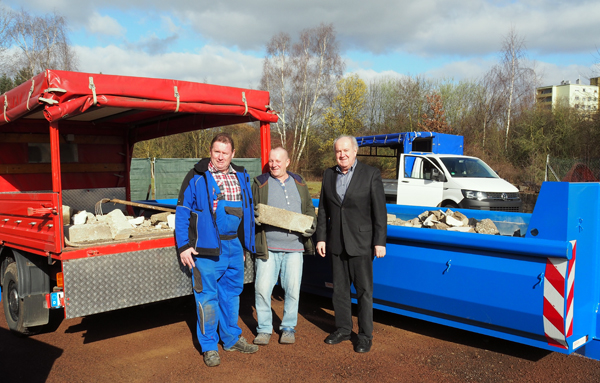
[{"left": 405, "top": 156, "right": 436, "bottom": 180}]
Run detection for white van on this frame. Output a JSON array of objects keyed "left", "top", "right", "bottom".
[{"left": 397, "top": 153, "right": 521, "bottom": 212}]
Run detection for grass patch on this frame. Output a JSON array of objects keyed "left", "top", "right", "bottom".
[{"left": 307, "top": 181, "right": 322, "bottom": 198}]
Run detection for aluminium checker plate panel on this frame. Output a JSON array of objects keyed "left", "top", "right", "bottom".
[{"left": 62, "top": 247, "right": 192, "bottom": 319}]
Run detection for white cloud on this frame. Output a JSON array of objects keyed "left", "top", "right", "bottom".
[
  {"left": 347, "top": 69, "right": 406, "bottom": 84},
  {"left": 87, "top": 12, "right": 126, "bottom": 37},
  {"left": 7, "top": 0, "right": 600, "bottom": 87},
  {"left": 74, "top": 44, "right": 263, "bottom": 88},
  {"left": 10, "top": 0, "right": 600, "bottom": 56}
]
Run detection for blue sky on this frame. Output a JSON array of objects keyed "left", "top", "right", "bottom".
[{"left": 3, "top": 0, "right": 600, "bottom": 88}]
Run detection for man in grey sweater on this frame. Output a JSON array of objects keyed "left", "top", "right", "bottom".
[{"left": 252, "top": 147, "right": 317, "bottom": 345}]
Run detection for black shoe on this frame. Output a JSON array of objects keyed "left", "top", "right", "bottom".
[
  {"left": 354, "top": 338, "right": 372, "bottom": 353},
  {"left": 324, "top": 331, "right": 351, "bottom": 345}
]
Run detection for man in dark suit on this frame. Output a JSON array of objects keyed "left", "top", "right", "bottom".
[{"left": 316, "top": 135, "right": 387, "bottom": 353}]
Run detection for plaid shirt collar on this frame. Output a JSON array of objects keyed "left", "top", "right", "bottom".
[{"left": 208, "top": 161, "right": 236, "bottom": 175}]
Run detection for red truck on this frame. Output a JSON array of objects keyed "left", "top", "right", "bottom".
[{"left": 0, "top": 70, "right": 277, "bottom": 335}]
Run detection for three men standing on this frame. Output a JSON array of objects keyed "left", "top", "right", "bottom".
[
  {"left": 316, "top": 135, "right": 387, "bottom": 353},
  {"left": 252, "top": 147, "right": 317, "bottom": 345},
  {"left": 177, "top": 132, "right": 386, "bottom": 367},
  {"left": 176, "top": 133, "right": 258, "bottom": 367}
]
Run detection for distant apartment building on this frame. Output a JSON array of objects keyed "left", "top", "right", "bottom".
[{"left": 536, "top": 78, "right": 599, "bottom": 112}]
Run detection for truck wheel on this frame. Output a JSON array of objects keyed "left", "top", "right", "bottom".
[
  {"left": 2, "top": 262, "right": 40, "bottom": 336},
  {"left": 442, "top": 202, "right": 459, "bottom": 209}
]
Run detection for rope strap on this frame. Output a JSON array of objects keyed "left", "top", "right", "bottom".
[
  {"left": 174, "top": 86, "right": 180, "bottom": 113},
  {"left": 27, "top": 80, "right": 35, "bottom": 111},
  {"left": 3, "top": 95, "right": 8, "bottom": 123},
  {"left": 242, "top": 92, "right": 248, "bottom": 116},
  {"left": 89, "top": 77, "right": 97, "bottom": 106}
]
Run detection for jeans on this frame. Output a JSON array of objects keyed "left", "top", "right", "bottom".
[{"left": 255, "top": 251, "right": 303, "bottom": 333}]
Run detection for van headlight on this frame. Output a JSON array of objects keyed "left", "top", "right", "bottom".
[{"left": 462, "top": 190, "right": 487, "bottom": 200}]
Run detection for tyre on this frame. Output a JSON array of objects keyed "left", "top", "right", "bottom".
[
  {"left": 2, "top": 262, "right": 40, "bottom": 336},
  {"left": 441, "top": 202, "right": 459, "bottom": 209}
]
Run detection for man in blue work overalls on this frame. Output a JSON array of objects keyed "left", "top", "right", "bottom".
[{"left": 176, "top": 132, "right": 258, "bottom": 367}]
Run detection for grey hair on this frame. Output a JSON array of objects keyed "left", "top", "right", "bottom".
[{"left": 333, "top": 135, "right": 358, "bottom": 151}]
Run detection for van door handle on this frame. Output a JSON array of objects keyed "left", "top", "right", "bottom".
[{"left": 402, "top": 180, "right": 409, "bottom": 183}]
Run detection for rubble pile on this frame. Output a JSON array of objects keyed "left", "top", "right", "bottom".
[
  {"left": 388, "top": 209, "right": 505, "bottom": 235},
  {"left": 63, "top": 206, "right": 175, "bottom": 244}
]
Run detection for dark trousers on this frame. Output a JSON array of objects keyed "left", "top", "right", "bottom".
[{"left": 331, "top": 250, "right": 374, "bottom": 340}]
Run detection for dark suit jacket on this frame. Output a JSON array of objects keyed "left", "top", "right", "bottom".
[{"left": 316, "top": 160, "right": 387, "bottom": 256}]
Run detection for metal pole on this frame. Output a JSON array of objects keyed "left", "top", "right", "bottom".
[
  {"left": 545, "top": 154, "right": 549, "bottom": 182},
  {"left": 260, "top": 121, "right": 271, "bottom": 173},
  {"left": 49, "top": 120, "right": 64, "bottom": 251}
]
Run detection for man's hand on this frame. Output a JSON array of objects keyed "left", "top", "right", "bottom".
[
  {"left": 254, "top": 205, "right": 261, "bottom": 225},
  {"left": 374, "top": 245, "right": 386, "bottom": 259},
  {"left": 316, "top": 241, "right": 326, "bottom": 257},
  {"left": 180, "top": 247, "right": 198, "bottom": 270},
  {"left": 303, "top": 219, "right": 316, "bottom": 237}
]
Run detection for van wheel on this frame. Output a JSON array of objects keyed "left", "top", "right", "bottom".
[
  {"left": 2, "top": 262, "right": 41, "bottom": 336},
  {"left": 442, "top": 202, "right": 459, "bottom": 209}
]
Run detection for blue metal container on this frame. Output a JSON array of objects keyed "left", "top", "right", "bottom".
[{"left": 304, "top": 182, "right": 600, "bottom": 360}]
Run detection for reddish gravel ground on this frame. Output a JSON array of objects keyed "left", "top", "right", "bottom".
[{"left": 2, "top": 285, "right": 600, "bottom": 383}]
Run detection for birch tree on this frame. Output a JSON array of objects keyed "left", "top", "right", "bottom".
[
  {"left": 7, "top": 9, "right": 78, "bottom": 81},
  {"left": 490, "top": 28, "right": 538, "bottom": 150},
  {"left": 261, "top": 23, "right": 344, "bottom": 170}
]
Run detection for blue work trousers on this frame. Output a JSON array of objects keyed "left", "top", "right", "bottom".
[{"left": 192, "top": 199, "right": 244, "bottom": 352}]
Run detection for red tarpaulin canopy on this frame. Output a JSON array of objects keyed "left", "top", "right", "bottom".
[
  {"left": 0, "top": 69, "right": 278, "bottom": 141},
  {"left": 0, "top": 70, "right": 277, "bottom": 192}
]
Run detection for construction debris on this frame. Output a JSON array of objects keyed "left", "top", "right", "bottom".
[
  {"left": 63, "top": 205, "right": 175, "bottom": 245},
  {"left": 388, "top": 209, "right": 501, "bottom": 235}
]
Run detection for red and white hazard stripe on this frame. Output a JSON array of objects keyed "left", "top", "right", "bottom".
[{"left": 543, "top": 240, "right": 576, "bottom": 349}]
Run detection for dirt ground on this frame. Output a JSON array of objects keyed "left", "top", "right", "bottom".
[{"left": 2, "top": 285, "right": 600, "bottom": 383}]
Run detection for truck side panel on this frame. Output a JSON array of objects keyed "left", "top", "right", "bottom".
[
  {"left": 0, "top": 192, "right": 62, "bottom": 255},
  {"left": 62, "top": 245, "right": 191, "bottom": 319}
]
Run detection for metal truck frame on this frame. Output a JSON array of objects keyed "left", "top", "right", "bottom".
[{"left": 0, "top": 70, "right": 276, "bottom": 335}]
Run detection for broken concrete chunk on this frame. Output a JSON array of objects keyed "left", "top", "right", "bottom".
[
  {"left": 255, "top": 203, "right": 314, "bottom": 233},
  {"left": 406, "top": 218, "right": 422, "bottom": 227},
  {"left": 72, "top": 210, "right": 88, "bottom": 225},
  {"left": 444, "top": 215, "right": 464, "bottom": 227},
  {"left": 151, "top": 212, "right": 171, "bottom": 225},
  {"left": 432, "top": 222, "right": 450, "bottom": 230},
  {"left": 167, "top": 214, "right": 176, "bottom": 229},
  {"left": 387, "top": 214, "right": 397, "bottom": 224},
  {"left": 422, "top": 214, "right": 438, "bottom": 227},
  {"left": 452, "top": 211, "right": 469, "bottom": 226},
  {"left": 475, "top": 219, "right": 500, "bottom": 235},
  {"left": 86, "top": 212, "right": 97, "bottom": 224},
  {"left": 106, "top": 209, "right": 134, "bottom": 240},
  {"left": 418, "top": 211, "right": 430, "bottom": 222},
  {"left": 65, "top": 223, "right": 113, "bottom": 243},
  {"left": 129, "top": 216, "right": 145, "bottom": 226}
]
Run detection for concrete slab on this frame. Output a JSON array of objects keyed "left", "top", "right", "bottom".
[
  {"left": 65, "top": 223, "right": 113, "bottom": 243},
  {"left": 151, "top": 212, "right": 171, "bottom": 225},
  {"left": 255, "top": 203, "right": 314, "bottom": 233},
  {"left": 106, "top": 209, "right": 134, "bottom": 240}
]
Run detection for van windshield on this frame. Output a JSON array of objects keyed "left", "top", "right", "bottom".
[{"left": 440, "top": 157, "right": 498, "bottom": 178}]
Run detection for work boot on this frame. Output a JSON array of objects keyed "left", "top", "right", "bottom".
[
  {"left": 224, "top": 336, "right": 259, "bottom": 353},
  {"left": 280, "top": 329, "right": 295, "bottom": 344},
  {"left": 203, "top": 350, "right": 220, "bottom": 367},
  {"left": 253, "top": 333, "right": 271, "bottom": 345}
]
